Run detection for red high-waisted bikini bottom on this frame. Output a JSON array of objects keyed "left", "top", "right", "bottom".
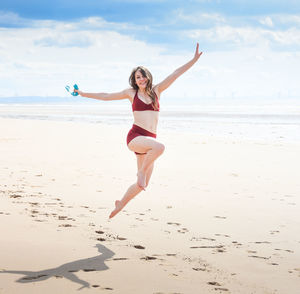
[{"left": 127, "top": 124, "right": 157, "bottom": 155}]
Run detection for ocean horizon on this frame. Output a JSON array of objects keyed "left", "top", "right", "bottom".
[{"left": 1, "top": 95, "right": 300, "bottom": 144}]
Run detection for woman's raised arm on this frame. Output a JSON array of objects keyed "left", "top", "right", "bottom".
[
  {"left": 76, "top": 88, "right": 132, "bottom": 101},
  {"left": 155, "top": 43, "right": 202, "bottom": 94}
]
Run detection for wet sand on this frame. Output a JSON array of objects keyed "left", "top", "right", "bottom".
[{"left": 0, "top": 117, "right": 299, "bottom": 294}]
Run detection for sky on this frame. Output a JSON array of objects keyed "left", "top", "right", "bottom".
[{"left": 0, "top": 0, "right": 300, "bottom": 99}]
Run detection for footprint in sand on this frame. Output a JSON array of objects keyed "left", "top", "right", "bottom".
[
  {"left": 177, "top": 228, "right": 189, "bottom": 234},
  {"left": 190, "top": 245, "right": 224, "bottom": 249},
  {"left": 10, "top": 194, "right": 22, "bottom": 199},
  {"left": 141, "top": 256, "right": 157, "bottom": 261},
  {"left": 29, "top": 202, "right": 39, "bottom": 206},
  {"left": 167, "top": 222, "right": 181, "bottom": 226},
  {"left": 215, "top": 288, "right": 229, "bottom": 292},
  {"left": 232, "top": 241, "right": 243, "bottom": 246},
  {"left": 293, "top": 268, "right": 300, "bottom": 274},
  {"left": 215, "top": 248, "right": 226, "bottom": 253},
  {"left": 247, "top": 250, "right": 257, "bottom": 254},
  {"left": 153, "top": 292, "right": 181, "bottom": 294},
  {"left": 45, "top": 202, "right": 58, "bottom": 206},
  {"left": 133, "top": 245, "right": 145, "bottom": 250},
  {"left": 191, "top": 237, "right": 216, "bottom": 242},
  {"left": 274, "top": 248, "right": 294, "bottom": 253},
  {"left": 215, "top": 234, "right": 230, "bottom": 238},
  {"left": 193, "top": 267, "right": 206, "bottom": 271},
  {"left": 116, "top": 236, "right": 127, "bottom": 241},
  {"left": 248, "top": 255, "right": 270, "bottom": 260},
  {"left": 208, "top": 282, "right": 229, "bottom": 292},
  {"left": 59, "top": 224, "right": 74, "bottom": 227}
]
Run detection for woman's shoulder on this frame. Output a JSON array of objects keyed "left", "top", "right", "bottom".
[
  {"left": 124, "top": 88, "right": 137, "bottom": 102},
  {"left": 152, "top": 85, "right": 161, "bottom": 99}
]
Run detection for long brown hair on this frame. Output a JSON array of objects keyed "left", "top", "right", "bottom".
[{"left": 129, "top": 66, "right": 159, "bottom": 110}]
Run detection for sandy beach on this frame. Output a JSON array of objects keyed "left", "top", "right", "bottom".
[{"left": 0, "top": 117, "right": 299, "bottom": 294}]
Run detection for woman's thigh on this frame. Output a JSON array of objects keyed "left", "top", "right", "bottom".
[{"left": 128, "top": 136, "right": 163, "bottom": 154}]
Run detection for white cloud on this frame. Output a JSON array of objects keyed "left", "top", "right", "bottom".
[
  {"left": 0, "top": 11, "right": 28, "bottom": 26},
  {"left": 259, "top": 16, "right": 274, "bottom": 27},
  {"left": 0, "top": 12, "right": 300, "bottom": 99},
  {"left": 185, "top": 25, "right": 300, "bottom": 49},
  {"left": 275, "top": 14, "right": 300, "bottom": 26},
  {"left": 0, "top": 21, "right": 166, "bottom": 97},
  {"left": 168, "top": 9, "right": 300, "bottom": 63}
]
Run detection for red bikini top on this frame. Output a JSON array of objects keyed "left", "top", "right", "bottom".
[{"left": 132, "top": 90, "right": 160, "bottom": 112}]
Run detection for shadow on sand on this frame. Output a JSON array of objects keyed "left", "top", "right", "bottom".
[{"left": 0, "top": 244, "right": 115, "bottom": 290}]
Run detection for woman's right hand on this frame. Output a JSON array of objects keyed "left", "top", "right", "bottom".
[{"left": 74, "top": 87, "right": 82, "bottom": 96}]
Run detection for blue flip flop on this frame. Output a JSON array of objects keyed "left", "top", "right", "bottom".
[{"left": 65, "top": 84, "right": 79, "bottom": 96}]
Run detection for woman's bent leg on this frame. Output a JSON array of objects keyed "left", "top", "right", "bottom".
[
  {"left": 138, "top": 147, "right": 163, "bottom": 188},
  {"left": 109, "top": 183, "right": 143, "bottom": 218},
  {"left": 128, "top": 136, "right": 165, "bottom": 189},
  {"left": 109, "top": 154, "right": 154, "bottom": 219},
  {"left": 137, "top": 154, "right": 154, "bottom": 188}
]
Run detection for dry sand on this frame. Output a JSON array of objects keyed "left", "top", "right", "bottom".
[{"left": 0, "top": 117, "right": 299, "bottom": 294}]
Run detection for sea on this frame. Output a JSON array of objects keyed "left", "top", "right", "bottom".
[{"left": 1, "top": 96, "right": 300, "bottom": 144}]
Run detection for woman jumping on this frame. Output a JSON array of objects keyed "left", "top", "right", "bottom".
[{"left": 75, "top": 43, "right": 202, "bottom": 218}]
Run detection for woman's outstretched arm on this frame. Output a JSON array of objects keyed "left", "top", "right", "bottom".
[
  {"left": 75, "top": 88, "right": 132, "bottom": 101},
  {"left": 155, "top": 43, "right": 202, "bottom": 94}
]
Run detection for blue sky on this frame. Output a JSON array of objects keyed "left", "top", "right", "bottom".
[
  {"left": 2, "top": 0, "right": 300, "bottom": 20},
  {"left": 0, "top": 0, "right": 300, "bottom": 98}
]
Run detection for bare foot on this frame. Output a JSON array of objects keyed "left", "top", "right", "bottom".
[
  {"left": 137, "top": 170, "right": 146, "bottom": 190},
  {"left": 109, "top": 200, "right": 123, "bottom": 219}
]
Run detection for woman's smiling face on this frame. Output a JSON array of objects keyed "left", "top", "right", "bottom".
[{"left": 135, "top": 70, "right": 148, "bottom": 90}]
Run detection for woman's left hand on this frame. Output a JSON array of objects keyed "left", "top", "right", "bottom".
[{"left": 194, "top": 43, "right": 203, "bottom": 61}]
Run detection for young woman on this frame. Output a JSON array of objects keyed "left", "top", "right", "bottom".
[{"left": 75, "top": 43, "right": 202, "bottom": 218}]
